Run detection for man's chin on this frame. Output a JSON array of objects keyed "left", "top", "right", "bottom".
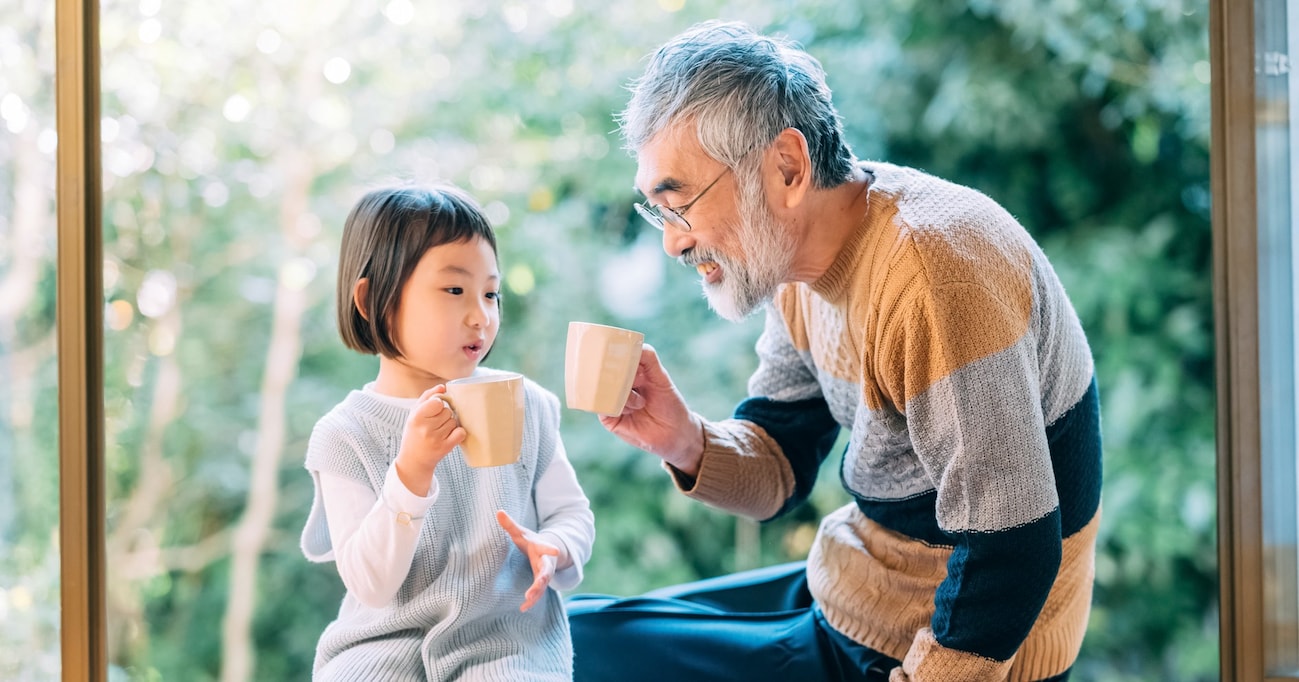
[{"left": 703, "top": 282, "right": 765, "bottom": 322}]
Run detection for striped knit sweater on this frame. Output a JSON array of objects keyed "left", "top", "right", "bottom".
[
  {"left": 301, "top": 371, "right": 575, "bottom": 681},
  {"left": 672, "top": 162, "right": 1102, "bottom": 681}
]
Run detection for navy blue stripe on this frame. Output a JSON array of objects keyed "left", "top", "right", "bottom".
[
  {"left": 733, "top": 396, "right": 841, "bottom": 521},
  {"left": 1048, "top": 377, "right": 1103, "bottom": 537},
  {"left": 934, "top": 509, "right": 1062, "bottom": 661},
  {"left": 852, "top": 492, "right": 951, "bottom": 546}
]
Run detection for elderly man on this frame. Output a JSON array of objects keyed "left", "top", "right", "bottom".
[{"left": 568, "top": 20, "right": 1101, "bottom": 682}]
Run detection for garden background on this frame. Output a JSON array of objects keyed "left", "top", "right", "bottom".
[{"left": 0, "top": 0, "right": 1214, "bottom": 679}]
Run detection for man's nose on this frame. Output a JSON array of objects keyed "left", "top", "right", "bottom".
[{"left": 661, "top": 226, "right": 694, "bottom": 259}]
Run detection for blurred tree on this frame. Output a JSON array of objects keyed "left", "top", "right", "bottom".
[
  {"left": 0, "top": 0, "right": 1213, "bottom": 680},
  {"left": 0, "top": 3, "right": 62, "bottom": 679}
]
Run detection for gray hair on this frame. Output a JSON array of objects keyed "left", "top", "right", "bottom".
[{"left": 618, "top": 20, "right": 855, "bottom": 189}]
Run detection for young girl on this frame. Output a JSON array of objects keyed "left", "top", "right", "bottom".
[{"left": 299, "top": 184, "right": 595, "bottom": 681}]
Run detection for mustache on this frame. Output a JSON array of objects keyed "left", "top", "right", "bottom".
[{"left": 679, "top": 248, "right": 720, "bottom": 269}]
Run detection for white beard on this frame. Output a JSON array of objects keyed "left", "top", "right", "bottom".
[{"left": 701, "top": 186, "right": 795, "bottom": 322}]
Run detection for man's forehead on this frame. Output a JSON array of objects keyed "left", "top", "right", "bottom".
[{"left": 633, "top": 125, "right": 709, "bottom": 197}]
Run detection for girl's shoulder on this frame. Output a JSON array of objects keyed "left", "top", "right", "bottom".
[
  {"left": 335, "top": 389, "right": 410, "bottom": 424},
  {"left": 310, "top": 390, "right": 408, "bottom": 446}
]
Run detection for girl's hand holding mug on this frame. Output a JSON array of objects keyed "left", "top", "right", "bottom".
[{"left": 395, "top": 385, "right": 466, "bottom": 496}]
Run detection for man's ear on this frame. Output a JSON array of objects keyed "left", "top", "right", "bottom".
[
  {"left": 352, "top": 278, "right": 370, "bottom": 321},
  {"left": 769, "top": 127, "right": 812, "bottom": 209}
]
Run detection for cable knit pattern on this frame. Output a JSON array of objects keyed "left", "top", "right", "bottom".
[
  {"left": 673, "top": 162, "right": 1102, "bottom": 681},
  {"left": 301, "top": 368, "right": 574, "bottom": 681}
]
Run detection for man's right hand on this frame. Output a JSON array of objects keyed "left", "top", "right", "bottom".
[{"left": 598, "top": 344, "right": 706, "bottom": 478}]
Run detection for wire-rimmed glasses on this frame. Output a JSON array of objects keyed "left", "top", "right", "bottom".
[{"left": 634, "top": 168, "right": 731, "bottom": 232}]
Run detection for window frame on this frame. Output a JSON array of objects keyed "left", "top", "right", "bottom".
[
  {"left": 1212, "top": 0, "right": 1299, "bottom": 680},
  {"left": 55, "top": 0, "right": 107, "bottom": 679}
]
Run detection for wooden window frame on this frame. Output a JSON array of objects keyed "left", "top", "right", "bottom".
[
  {"left": 56, "top": 0, "right": 106, "bottom": 679},
  {"left": 1213, "top": 0, "right": 1299, "bottom": 680}
]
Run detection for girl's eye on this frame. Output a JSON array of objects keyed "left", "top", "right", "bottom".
[
  {"left": 486, "top": 291, "right": 500, "bottom": 301},
  {"left": 445, "top": 287, "right": 464, "bottom": 295}
]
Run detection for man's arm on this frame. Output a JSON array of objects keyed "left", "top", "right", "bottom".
[
  {"left": 602, "top": 307, "right": 839, "bottom": 520},
  {"left": 667, "top": 307, "right": 841, "bottom": 519}
]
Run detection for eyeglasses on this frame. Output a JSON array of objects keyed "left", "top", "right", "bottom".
[{"left": 634, "top": 168, "right": 730, "bottom": 233}]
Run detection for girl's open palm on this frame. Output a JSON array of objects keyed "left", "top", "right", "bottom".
[{"left": 495, "top": 510, "right": 559, "bottom": 612}]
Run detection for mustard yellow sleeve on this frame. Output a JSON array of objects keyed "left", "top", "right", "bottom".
[{"left": 664, "top": 418, "right": 796, "bottom": 521}]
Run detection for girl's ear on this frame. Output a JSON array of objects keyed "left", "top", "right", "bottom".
[{"left": 352, "top": 278, "right": 370, "bottom": 321}]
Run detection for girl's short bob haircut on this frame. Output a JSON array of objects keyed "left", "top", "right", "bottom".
[{"left": 336, "top": 184, "right": 497, "bottom": 358}]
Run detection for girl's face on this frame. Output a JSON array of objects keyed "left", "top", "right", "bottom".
[{"left": 376, "top": 236, "right": 501, "bottom": 397}]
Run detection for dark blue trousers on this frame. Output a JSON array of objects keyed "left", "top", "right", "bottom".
[
  {"left": 566, "top": 561, "right": 899, "bottom": 682},
  {"left": 567, "top": 561, "right": 1073, "bottom": 682}
]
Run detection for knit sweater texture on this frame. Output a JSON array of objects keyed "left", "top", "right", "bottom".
[
  {"left": 301, "top": 369, "right": 574, "bottom": 681},
  {"left": 674, "top": 162, "right": 1102, "bottom": 682}
]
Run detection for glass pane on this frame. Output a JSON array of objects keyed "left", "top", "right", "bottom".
[
  {"left": 0, "top": 6, "right": 61, "bottom": 680},
  {"left": 1259, "top": 0, "right": 1299, "bottom": 674},
  {"left": 92, "top": 2, "right": 1218, "bottom": 679},
  {"left": 96, "top": 3, "right": 760, "bottom": 677}
]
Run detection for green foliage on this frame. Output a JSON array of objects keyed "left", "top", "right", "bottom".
[{"left": 0, "top": 0, "right": 1215, "bottom": 680}]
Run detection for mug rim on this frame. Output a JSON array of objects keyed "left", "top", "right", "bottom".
[
  {"left": 568, "top": 320, "right": 644, "bottom": 337},
  {"left": 447, "top": 372, "right": 522, "bottom": 387}
]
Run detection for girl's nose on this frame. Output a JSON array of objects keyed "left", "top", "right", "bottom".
[{"left": 467, "top": 298, "right": 492, "bottom": 328}]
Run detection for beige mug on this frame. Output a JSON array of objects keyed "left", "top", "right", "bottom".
[
  {"left": 565, "top": 321, "right": 644, "bottom": 416},
  {"left": 441, "top": 373, "right": 525, "bottom": 467}
]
